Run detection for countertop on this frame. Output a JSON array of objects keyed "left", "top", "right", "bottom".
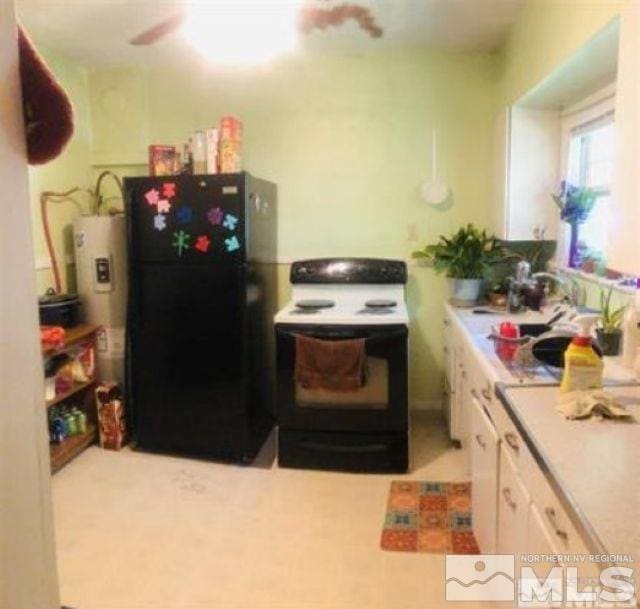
[
  {"left": 445, "top": 302, "right": 640, "bottom": 560},
  {"left": 446, "top": 303, "right": 638, "bottom": 386},
  {"left": 497, "top": 383, "right": 640, "bottom": 561}
]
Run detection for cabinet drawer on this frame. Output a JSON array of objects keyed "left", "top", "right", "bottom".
[
  {"left": 466, "top": 352, "right": 502, "bottom": 426},
  {"left": 497, "top": 445, "right": 530, "bottom": 556},
  {"left": 525, "top": 454, "right": 592, "bottom": 560},
  {"left": 492, "top": 399, "right": 537, "bottom": 478},
  {"left": 470, "top": 396, "right": 500, "bottom": 554}
]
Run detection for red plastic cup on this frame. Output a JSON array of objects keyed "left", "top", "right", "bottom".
[{"left": 497, "top": 321, "right": 519, "bottom": 362}]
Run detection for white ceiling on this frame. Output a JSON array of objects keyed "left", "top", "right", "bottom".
[{"left": 17, "top": 0, "right": 524, "bottom": 67}]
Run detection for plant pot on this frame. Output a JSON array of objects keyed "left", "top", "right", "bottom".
[
  {"left": 596, "top": 328, "right": 623, "bottom": 356},
  {"left": 581, "top": 259, "right": 595, "bottom": 274},
  {"left": 488, "top": 292, "right": 507, "bottom": 309},
  {"left": 448, "top": 278, "right": 483, "bottom": 307}
]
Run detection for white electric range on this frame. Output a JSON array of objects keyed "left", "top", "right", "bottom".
[
  {"left": 274, "top": 283, "right": 409, "bottom": 326},
  {"left": 274, "top": 258, "right": 410, "bottom": 473}
]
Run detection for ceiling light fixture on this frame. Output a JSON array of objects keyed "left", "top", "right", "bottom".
[{"left": 182, "top": 1, "right": 303, "bottom": 65}]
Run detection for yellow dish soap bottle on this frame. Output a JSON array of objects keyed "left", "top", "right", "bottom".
[{"left": 560, "top": 314, "right": 604, "bottom": 393}]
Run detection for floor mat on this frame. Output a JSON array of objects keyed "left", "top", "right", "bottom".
[{"left": 380, "top": 481, "right": 480, "bottom": 554}]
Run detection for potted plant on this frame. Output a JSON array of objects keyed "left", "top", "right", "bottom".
[
  {"left": 488, "top": 280, "right": 508, "bottom": 309},
  {"left": 596, "top": 287, "right": 626, "bottom": 356},
  {"left": 551, "top": 182, "right": 598, "bottom": 269},
  {"left": 412, "top": 224, "right": 504, "bottom": 306},
  {"left": 580, "top": 248, "right": 604, "bottom": 275}
]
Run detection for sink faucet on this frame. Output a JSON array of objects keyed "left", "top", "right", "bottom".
[
  {"left": 506, "top": 264, "right": 586, "bottom": 313},
  {"left": 531, "top": 272, "right": 586, "bottom": 308},
  {"left": 507, "top": 261, "right": 534, "bottom": 313}
]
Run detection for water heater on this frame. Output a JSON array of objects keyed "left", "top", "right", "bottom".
[{"left": 73, "top": 215, "right": 127, "bottom": 383}]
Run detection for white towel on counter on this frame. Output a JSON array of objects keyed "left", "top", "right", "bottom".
[{"left": 557, "top": 390, "right": 633, "bottom": 421}]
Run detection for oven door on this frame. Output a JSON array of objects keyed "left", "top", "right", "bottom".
[{"left": 275, "top": 323, "right": 408, "bottom": 433}]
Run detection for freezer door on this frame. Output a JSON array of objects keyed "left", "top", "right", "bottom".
[
  {"left": 129, "top": 262, "right": 247, "bottom": 458},
  {"left": 125, "top": 174, "right": 247, "bottom": 264}
]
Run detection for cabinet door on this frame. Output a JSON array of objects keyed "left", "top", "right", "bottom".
[
  {"left": 451, "top": 349, "right": 469, "bottom": 444},
  {"left": 527, "top": 502, "right": 560, "bottom": 556},
  {"left": 443, "top": 377, "right": 452, "bottom": 432},
  {"left": 497, "top": 445, "right": 530, "bottom": 556},
  {"left": 443, "top": 314, "right": 454, "bottom": 385},
  {"left": 470, "top": 395, "right": 500, "bottom": 553}
]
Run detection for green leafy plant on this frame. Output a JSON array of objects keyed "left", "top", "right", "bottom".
[
  {"left": 412, "top": 224, "right": 504, "bottom": 279},
  {"left": 598, "top": 287, "right": 626, "bottom": 333},
  {"left": 490, "top": 279, "right": 509, "bottom": 295}
]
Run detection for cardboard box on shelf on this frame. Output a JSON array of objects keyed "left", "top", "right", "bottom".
[{"left": 148, "top": 144, "right": 176, "bottom": 176}]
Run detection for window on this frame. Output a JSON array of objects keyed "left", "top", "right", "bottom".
[
  {"left": 566, "top": 115, "right": 615, "bottom": 254},
  {"left": 560, "top": 86, "right": 616, "bottom": 260}
]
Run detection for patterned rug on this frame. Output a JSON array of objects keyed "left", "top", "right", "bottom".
[{"left": 380, "top": 481, "right": 480, "bottom": 554}]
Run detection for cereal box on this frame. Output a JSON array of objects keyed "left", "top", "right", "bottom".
[
  {"left": 148, "top": 144, "right": 176, "bottom": 176},
  {"left": 218, "top": 116, "right": 242, "bottom": 173}
]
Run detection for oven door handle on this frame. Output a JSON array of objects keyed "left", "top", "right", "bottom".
[
  {"left": 276, "top": 327, "right": 407, "bottom": 342},
  {"left": 299, "top": 439, "right": 388, "bottom": 454}
]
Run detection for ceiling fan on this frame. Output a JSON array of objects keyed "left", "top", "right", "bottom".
[{"left": 129, "top": 2, "right": 383, "bottom": 46}]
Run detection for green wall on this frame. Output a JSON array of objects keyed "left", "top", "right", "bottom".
[
  {"left": 86, "top": 49, "right": 498, "bottom": 407},
  {"left": 497, "top": 0, "right": 624, "bottom": 105},
  {"left": 27, "top": 47, "right": 93, "bottom": 295},
  {"left": 29, "top": 1, "right": 632, "bottom": 409}
]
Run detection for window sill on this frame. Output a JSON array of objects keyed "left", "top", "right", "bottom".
[{"left": 556, "top": 266, "right": 638, "bottom": 296}]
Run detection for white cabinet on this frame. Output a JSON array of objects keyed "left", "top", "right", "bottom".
[
  {"left": 497, "top": 445, "right": 530, "bottom": 556},
  {"left": 446, "top": 306, "right": 598, "bottom": 572},
  {"left": 470, "top": 395, "right": 500, "bottom": 553},
  {"left": 526, "top": 502, "right": 560, "bottom": 557},
  {"left": 443, "top": 312, "right": 469, "bottom": 446}
]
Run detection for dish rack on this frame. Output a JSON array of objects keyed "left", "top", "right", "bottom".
[{"left": 486, "top": 327, "right": 561, "bottom": 382}]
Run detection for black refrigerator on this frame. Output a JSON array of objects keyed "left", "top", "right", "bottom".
[{"left": 124, "top": 173, "right": 277, "bottom": 462}]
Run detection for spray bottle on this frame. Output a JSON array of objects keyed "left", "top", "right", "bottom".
[{"left": 560, "top": 314, "right": 603, "bottom": 393}]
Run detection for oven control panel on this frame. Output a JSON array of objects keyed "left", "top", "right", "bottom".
[{"left": 290, "top": 258, "right": 407, "bottom": 284}]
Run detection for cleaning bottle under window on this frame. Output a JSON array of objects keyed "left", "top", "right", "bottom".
[{"left": 560, "top": 314, "right": 603, "bottom": 393}]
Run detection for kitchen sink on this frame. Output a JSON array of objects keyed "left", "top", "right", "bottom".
[{"left": 517, "top": 323, "right": 551, "bottom": 338}]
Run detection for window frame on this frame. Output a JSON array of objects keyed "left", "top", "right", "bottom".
[{"left": 558, "top": 83, "right": 616, "bottom": 263}]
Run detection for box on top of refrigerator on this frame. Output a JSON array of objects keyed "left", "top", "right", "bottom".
[{"left": 219, "top": 116, "right": 242, "bottom": 173}]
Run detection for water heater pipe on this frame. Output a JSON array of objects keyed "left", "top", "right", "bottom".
[
  {"left": 40, "top": 188, "right": 92, "bottom": 293},
  {"left": 40, "top": 171, "right": 124, "bottom": 294}
]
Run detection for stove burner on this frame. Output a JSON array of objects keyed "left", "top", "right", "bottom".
[
  {"left": 294, "top": 299, "right": 335, "bottom": 309},
  {"left": 358, "top": 307, "right": 394, "bottom": 315},
  {"left": 291, "top": 308, "right": 321, "bottom": 315},
  {"left": 365, "top": 299, "right": 397, "bottom": 308}
]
